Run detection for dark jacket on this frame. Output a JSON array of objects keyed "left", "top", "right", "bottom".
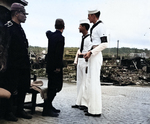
[
  {"left": 46, "top": 30, "right": 65, "bottom": 73},
  {"left": 6, "top": 20, "right": 30, "bottom": 69},
  {"left": 0, "top": 21, "right": 30, "bottom": 92}
]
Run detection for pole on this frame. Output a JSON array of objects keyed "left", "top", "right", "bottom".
[{"left": 117, "top": 40, "right": 119, "bottom": 59}]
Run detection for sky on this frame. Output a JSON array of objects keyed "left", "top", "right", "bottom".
[{"left": 22, "top": 0, "right": 150, "bottom": 50}]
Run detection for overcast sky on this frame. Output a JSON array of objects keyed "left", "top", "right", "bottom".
[{"left": 22, "top": 0, "right": 150, "bottom": 50}]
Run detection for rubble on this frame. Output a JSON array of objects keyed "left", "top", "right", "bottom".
[
  {"left": 63, "top": 64, "right": 76, "bottom": 83},
  {"left": 101, "top": 57, "right": 150, "bottom": 86},
  {"left": 29, "top": 47, "right": 150, "bottom": 86}
]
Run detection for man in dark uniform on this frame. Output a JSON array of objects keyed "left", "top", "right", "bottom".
[
  {"left": 2, "top": 3, "right": 32, "bottom": 120},
  {"left": 42, "top": 19, "right": 65, "bottom": 117}
]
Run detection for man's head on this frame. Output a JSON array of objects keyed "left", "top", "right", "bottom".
[
  {"left": 55, "top": 19, "right": 65, "bottom": 31},
  {"left": 10, "top": 3, "right": 28, "bottom": 24},
  {"left": 79, "top": 19, "right": 90, "bottom": 33},
  {"left": 88, "top": 8, "right": 100, "bottom": 23}
]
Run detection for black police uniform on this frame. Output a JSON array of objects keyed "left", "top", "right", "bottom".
[{"left": 3, "top": 20, "right": 30, "bottom": 112}]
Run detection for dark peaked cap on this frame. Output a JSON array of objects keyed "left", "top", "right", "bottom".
[{"left": 11, "top": 3, "right": 28, "bottom": 14}]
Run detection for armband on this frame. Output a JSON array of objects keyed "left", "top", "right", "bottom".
[{"left": 100, "top": 36, "right": 108, "bottom": 43}]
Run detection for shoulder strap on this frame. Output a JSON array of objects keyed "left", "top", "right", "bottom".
[
  {"left": 80, "top": 34, "right": 90, "bottom": 53},
  {"left": 90, "top": 20, "right": 102, "bottom": 37}
]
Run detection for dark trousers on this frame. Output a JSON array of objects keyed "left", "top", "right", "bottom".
[
  {"left": 1, "top": 68, "right": 30, "bottom": 113},
  {"left": 43, "top": 69, "right": 63, "bottom": 112},
  {"left": 0, "top": 92, "right": 26, "bottom": 117},
  {"left": 0, "top": 97, "right": 13, "bottom": 117},
  {"left": 14, "top": 69, "right": 30, "bottom": 112}
]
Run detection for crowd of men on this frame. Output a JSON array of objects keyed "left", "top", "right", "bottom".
[{"left": 0, "top": 2, "right": 108, "bottom": 122}]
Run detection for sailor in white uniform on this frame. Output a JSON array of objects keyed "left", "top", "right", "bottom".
[
  {"left": 84, "top": 9, "right": 108, "bottom": 117},
  {"left": 72, "top": 19, "right": 92, "bottom": 109}
]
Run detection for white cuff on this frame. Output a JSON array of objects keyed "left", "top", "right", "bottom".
[{"left": 91, "top": 43, "right": 108, "bottom": 56}]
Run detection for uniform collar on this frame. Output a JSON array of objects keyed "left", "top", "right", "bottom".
[
  {"left": 11, "top": 20, "right": 22, "bottom": 28},
  {"left": 95, "top": 20, "right": 102, "bottom": 24},
  {"left": 56, "top": 29, "right": 62, "bottom": 34},
  {"left": 82, "top": 33, "right": 89, "bottom": 38}
]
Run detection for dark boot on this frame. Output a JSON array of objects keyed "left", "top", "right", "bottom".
[
  {"left": 52, "top": 106, "right": 60, "bottom": 113},
  {"left": 16, "top": 110, "right": 32, "bottom": 119},
  {"left": 42, "top": 109, "right": 59, "bottom": 117},
  {"left": 42, "top": 100, "right": 59, "bottom": 117},
  {"left": 1, "top": 97, "right": 18, "bottom": 121}
]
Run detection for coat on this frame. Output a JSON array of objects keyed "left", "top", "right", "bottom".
[
  {"left": 46, "top": 30, "right": 65, "bottom": 92},
  {"left": 0, "top": 20, "right": 30, "bottom": 93},
  {"left": 6, "top": 20, "right": 30, "bottom": 70},
  {"left": 46, "top": 30, "right": 65, "bottom": 73}
]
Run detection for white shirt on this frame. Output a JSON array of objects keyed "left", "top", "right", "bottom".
[
  {"left": 90, "top": 20, "right": 108, "bottom": 55},
  {"left": 74, "top": 34, "right": 92, "bottom": 64},
  {"left": 91, "top": 20, "right": 107, "bottom": 45},
  {"left": 81, "top": 34, "right": 92, "bottom": 54}
]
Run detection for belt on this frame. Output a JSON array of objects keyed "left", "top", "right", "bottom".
[{"left": 78, "top": 55, "right": 84, "bottom": 58}]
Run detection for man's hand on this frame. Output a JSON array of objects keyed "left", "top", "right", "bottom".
[
  {"left": 54, "top": 68, "right": 60, "bottom": 73},
  {"left": 74, "top": 63, "right": 77, "bottom": 66},
  {"left": 84, "top": 51, "right": 92, "bottom": 61}
]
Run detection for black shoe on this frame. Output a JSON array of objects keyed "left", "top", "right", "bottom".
[
  {"left": 4, "top": 112, "right": 18, "bottom": 122},
  {"left": 16, "top": 110, "right": 32, "bottom": 119},
  {"left": 42, "top": 110, "right": 59, "bottom": 117},
  {"left": 71, "top": 105, "right": 79, "bottom": 108},
  {"left": 52, "top": 106, "right": 60, "bottom": 113},
  {"left": 79, "top": 106, "right": 87, "bottom": 110},
  {"left": 85, "top": 112, "right": 101, "bottom": 117},
  {"left": 84, "top": 108, "right": 88, "bottom": 112}
]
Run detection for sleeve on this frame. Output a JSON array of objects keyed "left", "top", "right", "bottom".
[
  {"left": 97, "top": 23, "right": 106, "bottom": 37},
  {"left": 46, "top": 30, "right": 52, "bottom": 39},
  {"left": 55, "top": 36, "right": 65, "bottom": 68},
  {"left": 91, "top": 23, "right": 108, "bottom": 55},
  {"left": 74, "top": 49, "right": 80, "bottom": 64},
  {"left": 91, "top": 42, "right": 108, "bottom": 56}
]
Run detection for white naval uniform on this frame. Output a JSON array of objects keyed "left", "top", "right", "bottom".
[
  {"left": 87, "top": 20, "right": 108, "bottom": 114},
  {"left": 75, "top": 34, "right": 92, "bottom": 107}
]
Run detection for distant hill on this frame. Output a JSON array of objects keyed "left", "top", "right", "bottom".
[
  {"left": 29, "top": 46, "right": 150, "bottom": 59},
  {"left": 102, "top": 47, "right": 150, "bottom": 58},
  {"left": 29, "top": 46, "right": 47, "bottom": 54}
]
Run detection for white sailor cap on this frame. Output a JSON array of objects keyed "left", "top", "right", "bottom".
[
  {"left": 88, "top": 8, "right": 100, "bottom": 14},
  {"left": 79, "top": 19, "right": 89, "bottom": 25}
]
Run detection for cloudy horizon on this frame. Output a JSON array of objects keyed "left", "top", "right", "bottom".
[{"left": 22, "top": 0, "right": 150, "bottom": 50}]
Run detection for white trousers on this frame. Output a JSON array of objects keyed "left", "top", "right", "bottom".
[
  {"left": 87, "top": 52, "right": 103, "bottom": 114},
  {"left": 76, "top": 58, "right": 88, "bottom": 107}
]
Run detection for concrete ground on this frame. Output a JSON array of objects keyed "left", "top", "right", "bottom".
[{"left": 0, "top": 78, "right": 150, "bottom": 124}]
